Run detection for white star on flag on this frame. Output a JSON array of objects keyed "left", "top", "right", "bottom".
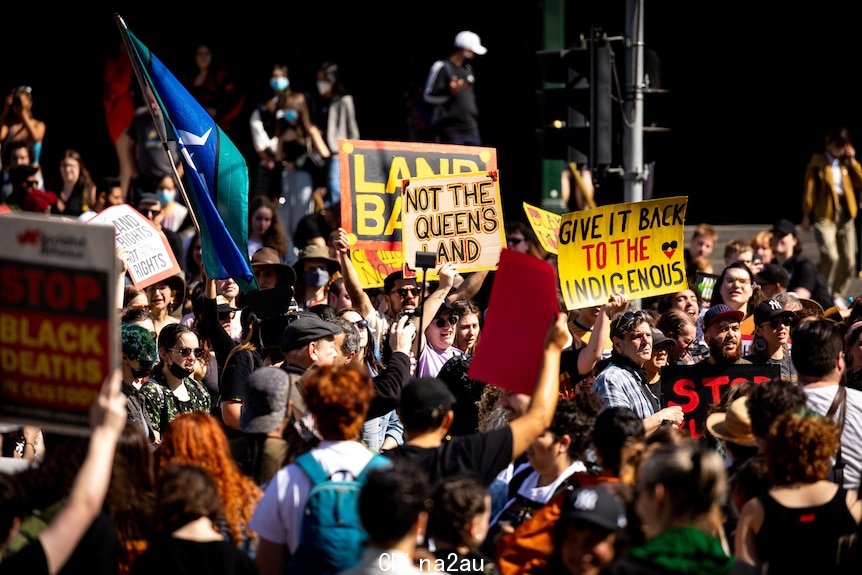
[{"left": 178, "top": 127, "right": 212, "bottom": 173}]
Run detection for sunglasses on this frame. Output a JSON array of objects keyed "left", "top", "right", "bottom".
[
  {"left": 353, "top": 319, "right": 369, "bottom": 329},
  {"left": 506, "top": 236, "right": 525, "bottom": 245},
  {"left": 433, "top": 314, "right": 460, "bottom": 328},
  {"left": 172, "top": 347, "right": 205, "bottom": 358},
  {"left": 612, "top": 310, "right": 651, "bottom": 338},
  {"left": 397, "top": 286, "right": 420, "bottom": 297},
  {"left": 143, "top": 208, "right": 161, "bottom": 217},
  {"left": 765, "top": 316, "right": 792, "bottom": 329},
  {"left": 23, "top": 180, "right": 39, "bottom": 188}
]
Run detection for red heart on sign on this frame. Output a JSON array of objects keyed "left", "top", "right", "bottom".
[{"left": 661, "top": 240, "right": 678, "bottom": 259}]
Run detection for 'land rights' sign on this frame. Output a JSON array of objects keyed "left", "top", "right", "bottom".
[{"left": 557, "top": 197, "right": 688, "bottom": 309}]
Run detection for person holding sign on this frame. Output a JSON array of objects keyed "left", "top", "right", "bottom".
[
  {"left": 592, "top": 311, "right": 684, "bottom": 435},
  {"left": 0, "top": 369, "right": 126, "bottom": 575}
]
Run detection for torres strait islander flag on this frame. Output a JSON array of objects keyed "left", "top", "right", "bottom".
[{"left": 117, "top": 15, "right": 256, "bottom": 291}]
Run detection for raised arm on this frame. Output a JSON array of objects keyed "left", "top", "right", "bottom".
[
  {"left": 331, "top": 227, "right": 375, "bottom": 318},
  {"left": 508, "top": 313, "right": 568, "bottom": 461},
  {"left": 446, "top": 270, "right": 489, "bottom": 304},
  {"left": 415, "top": 262, "right": 456, "bottom": 355},
  {"left": 39, "top": 369, "right": 127, "bottom": 575},
  {"left": 577, "top": 294, "right": 628, "bottom": 375}
]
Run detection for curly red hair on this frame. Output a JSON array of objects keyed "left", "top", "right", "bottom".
[
  {"left": 157, "top": 412, "right": 262, "bottom": 547},
  {"left": 304, "top": 366, "right": 374, "bottom": 440},
  {"left": 766, "top": 410, "right": 839, "bottom": 485}
]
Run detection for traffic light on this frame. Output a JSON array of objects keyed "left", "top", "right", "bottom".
[{"left": 536, "top": 43, "right": 611, "bottom": 167}]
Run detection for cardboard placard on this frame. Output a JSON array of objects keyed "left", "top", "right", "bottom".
[
  {"left": 661, "top": 363, "right": 780, "bottom": 439},
  {"left": 523, "top": 202, "right": 562, "bottom": 255},
  {"left": 0, "top": 214, "right": 117, "bottom": 434},
  {"left": 557, "top": 197, "right": 688, "bottom": 309},
  {"left": 401, "top": 171, "right": 505, "bottom": 277},
  {"left": 468, "top": 249, "right": 559, "bottom": 394},
  {"left": 339, "top": 139, "right": 498, "bottom": 254},
  {"left": 89, "top": 204, "right": 181, "bottom": 289}
]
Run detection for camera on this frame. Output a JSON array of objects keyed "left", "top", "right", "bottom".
[
  {"left": 414, "top": 251, "right": 437, "bottom": 269},
  {"left": 399, "top": 308, "right": 417, "bottom": 319},
  {"left": 691, "top": 341, "right": 710, "bottom": 361}
]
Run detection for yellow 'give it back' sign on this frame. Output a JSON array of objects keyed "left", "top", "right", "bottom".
[{"left": 557, "top": 197, "right": 688, "bottom": 309}]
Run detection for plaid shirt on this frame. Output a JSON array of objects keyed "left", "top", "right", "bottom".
[{"left": 592, "top": 357, "right": 657, "bottom": 419}]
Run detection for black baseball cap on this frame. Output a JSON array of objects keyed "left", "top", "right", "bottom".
[
  {"left": 399, "top": 377, "right": 456, "bottom": 429},
  {"left": 754, "top": 299, "right": 795, "bottom": 326},
  {"left": 561, "top": 486, "right": 628, "bottom": 532}
]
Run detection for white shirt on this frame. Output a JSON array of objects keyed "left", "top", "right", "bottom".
[
  {"left": 490, "top": 460, "right": 586, "bottom": 526},
  {"left": 803, "top": 384, "right": 862, "bottom": 490},
  {"left": 250, "top": 440, "right": 376, "bottom": 553},
  {"left": 828, "top": 153, "right": 845, "bottom": 197}
]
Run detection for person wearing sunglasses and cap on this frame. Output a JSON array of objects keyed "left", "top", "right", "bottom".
[
  {"left": 140, "top": 323, "right": 212, "bottom": 442},
  {"left": 743, "top": 299, "right": 798, "bottom": 383}
]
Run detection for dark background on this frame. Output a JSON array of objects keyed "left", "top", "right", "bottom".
[{"left": 5, "top": 2, "right": 862, "bottom": 225}]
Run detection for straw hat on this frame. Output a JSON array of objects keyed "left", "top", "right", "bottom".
[{"left": 706, "top": 396, "right": 756, "bottom": 446}]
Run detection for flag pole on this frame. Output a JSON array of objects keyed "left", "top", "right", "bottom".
[{"left": 115, "top": 13, "right": 203, "bottom": 239}]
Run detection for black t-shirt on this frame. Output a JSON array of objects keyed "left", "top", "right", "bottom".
[
  {"left": 130, "top": 536, "right": 258, "bottom": 575},
  {"left": 783, "top": 254, "right": 833, "bottom": 310},
  {"left": 0, "top": 540, "right": 48, "bottom": 575},
  {"left": 386, "top": 426, "right": 513, "bottom": 487}
]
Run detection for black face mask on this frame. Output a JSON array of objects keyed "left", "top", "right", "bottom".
[
  {"left": 130, "top": 363, "right": 152, "bottom": 380},
  {"left": 168, "top": 361, "right": 194, "bottom": 380}
]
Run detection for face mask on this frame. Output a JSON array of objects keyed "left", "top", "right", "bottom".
[
  {"left": 129, "top": 359, "right": 153, "bottom": 380},
  {"left": 130, "top": 365, "right": 150, "bottom": 380},
  {"left": 156, "top": 189, "right": 175, "bottom": 205},
  {"left": 283, "top": 108, "right": 299, "bottom": 123},
  {"left": 168, "top": 361, "right": 194, "bottom": 380},
  {"left": 304, "top": 268, "right": 329, "bottom": 288},
  {"left": 317, "top": 80, "right": 332, "bottom": 95},
  {"left": 270, "top": 77, "right": 289, "bottom": 92}
]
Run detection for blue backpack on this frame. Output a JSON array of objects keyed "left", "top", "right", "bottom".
[{"left": 287, "top": 451, "right": 390, "bottom": 575}]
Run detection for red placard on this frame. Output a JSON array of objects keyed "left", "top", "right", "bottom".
[{"left": 468, "top": 249, "right": 559, "bottom": 394}]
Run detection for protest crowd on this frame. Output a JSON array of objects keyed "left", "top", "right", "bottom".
[{"left": 3, "top": 23, "right": 862, "bottom": 575}]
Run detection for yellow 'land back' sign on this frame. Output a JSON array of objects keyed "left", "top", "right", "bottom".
[
  {"left": 347, "top": 249, "right": 402, "bottom": 289},
  {"left": 339, "top": 140, "right": 497, "bottom": 251},
  {"left": 523, "top": 202, "right": 561, "bottom": 254},
  {"left": 558, "top": 197, "right": 688, "bottom": 309},
  {"left": 401, "top": 171, "right": 505, "bottom": 273}
]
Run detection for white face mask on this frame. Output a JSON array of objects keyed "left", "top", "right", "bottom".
[{"left": 317, "top": 80, "right": 333, "bottom": 95}]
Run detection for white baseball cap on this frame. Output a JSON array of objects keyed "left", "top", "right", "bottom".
[{"left": 454, "top": 31, "right": 487, "bottom": 55}]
